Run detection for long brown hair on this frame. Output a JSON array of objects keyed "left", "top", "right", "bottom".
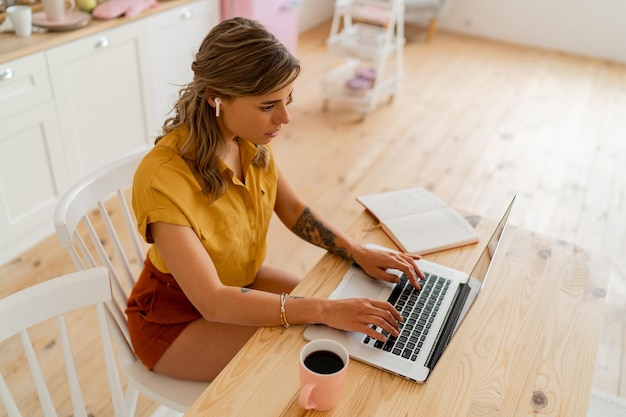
[{"left": 156, "top": 17, "right": 301, "bottom": 201}]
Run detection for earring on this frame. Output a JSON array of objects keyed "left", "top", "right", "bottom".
[{"left": 214, "top": 97, "right": 221, "bottom": 117}]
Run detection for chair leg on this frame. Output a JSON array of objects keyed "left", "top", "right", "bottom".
[
  {"left": 426, "top": 18, "right": 438, "bottom": 41},
  {"left": 125, "top": 385, "right": 140, "bottom": 417}
]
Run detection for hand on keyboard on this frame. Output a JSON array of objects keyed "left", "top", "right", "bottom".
[{"left": 351, "top": 243, "right": 425, "bottom": 289}]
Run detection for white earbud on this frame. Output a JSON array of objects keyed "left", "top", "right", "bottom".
[{"left": 214, "top": 97, "right": 221, "bottom": 117}]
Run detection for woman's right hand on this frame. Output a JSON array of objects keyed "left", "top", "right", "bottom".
[{"left": 323, "top": 298, "right": 402, "bottom": 342}]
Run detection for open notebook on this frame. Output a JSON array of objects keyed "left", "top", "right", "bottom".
[
  {"left": 304, "top": 197, "right": 515, "bottom": 382},
  {"left": 356, "top": 187, "right": 479, "bottom": 254}
]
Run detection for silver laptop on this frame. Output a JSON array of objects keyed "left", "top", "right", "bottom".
[{"left": 304, "top": 197, "right": 515, "bottom": 382}]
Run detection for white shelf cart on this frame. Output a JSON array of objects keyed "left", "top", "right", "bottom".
[{"left": 321, "top": 0, "right": 405, "bottom": 117}]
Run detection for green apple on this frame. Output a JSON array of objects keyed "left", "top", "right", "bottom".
[{"left": 77, "top": 0, "right": 97, "bottom": 13}]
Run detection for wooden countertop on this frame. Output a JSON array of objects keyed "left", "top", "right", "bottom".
[{"left": 0, "top": 0, "right": 199, "bottom": 64}]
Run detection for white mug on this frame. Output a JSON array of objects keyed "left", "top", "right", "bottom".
[
  {"left": 6, "top": 5, "right": 32, "bottom": 36},
  {"left": 41, "top": 0, "right": 75, "bottom": 21}
]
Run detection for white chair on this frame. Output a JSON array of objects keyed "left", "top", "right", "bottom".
[
  {"left": 404, "top": 0, "right": 451, "bottom": 41},
  {"left": 0, "top": 267, "right": 128, "bottom": 417},
  {"left": 53, "top": 149, "right": 208, "bottom": 416}
]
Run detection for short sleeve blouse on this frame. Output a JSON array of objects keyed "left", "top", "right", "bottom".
[{"left": 132, "top": 127, "right": 278, "bottom": 287}]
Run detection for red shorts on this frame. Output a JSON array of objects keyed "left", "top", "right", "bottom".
[{"left": 126, "top": 258, "right": 202, "bottom": 370}]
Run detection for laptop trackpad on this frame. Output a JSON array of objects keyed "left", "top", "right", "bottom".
[{"left": 329, "top": 265, "right": 394, "bottom": 301}]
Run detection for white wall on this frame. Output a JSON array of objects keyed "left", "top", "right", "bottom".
[
  {"left": 297, "top": 0, "right": 626, "bottom": 64},
  {"left": 297, "top": 0, "right": 335, "bottom": 32},
  {"left": 438, "top": 0, "right": 626, "bottom": 63}
]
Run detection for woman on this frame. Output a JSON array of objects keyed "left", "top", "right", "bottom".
[{"left": 126, "top": 17, "right": 424, "bottom": 381}]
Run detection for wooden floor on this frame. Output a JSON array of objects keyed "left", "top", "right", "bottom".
[{"left": 1, "top": 21, "right": 625, "bottom": 416}]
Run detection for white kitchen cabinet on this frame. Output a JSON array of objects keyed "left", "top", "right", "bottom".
[
  {"left": 147, "top": 0, "right": 218, "bottom": 137},
  {"left": 0, "top": 53, "right": 69, "bottom": 264},
  {"left": 0, "top": 104, "right": 69, "bottom": 250},
  {"left": 46, "top": 21, "right": 155, "bottom": 182},
  {"left": 0, "top": 53, "right": 53, "bottom": 117}
]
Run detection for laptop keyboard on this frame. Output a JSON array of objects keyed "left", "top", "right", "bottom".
[{"left": 362, "top": 272, "right": 451, "bottom": 362}]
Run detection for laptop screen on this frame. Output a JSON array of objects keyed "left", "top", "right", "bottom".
[
  {"left": 467, "top": 196, "right": 516, "bottom": 289},
  {"left": 428, "top": 196, "right": 516, "bottom": 370}
]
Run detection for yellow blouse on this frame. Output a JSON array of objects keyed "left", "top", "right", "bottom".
[{"left": 132, "top": 127, "right": 277, "bottom": 287}]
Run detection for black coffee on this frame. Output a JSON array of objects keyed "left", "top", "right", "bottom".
[{"left": 304, "top": 350, "right": 344, "bottom": 374}]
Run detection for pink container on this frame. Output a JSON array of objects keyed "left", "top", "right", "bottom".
[{"left": 220, "top": 0, "right": 300, "bottom": 54}]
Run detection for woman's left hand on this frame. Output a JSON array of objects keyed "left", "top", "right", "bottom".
[{"left": 351, "top": 244, "right": 425, "bottom": 289}]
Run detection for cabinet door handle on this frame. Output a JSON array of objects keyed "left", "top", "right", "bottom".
[
  {"left": 0, "top": 68, "right": 14, "bottom": 82},
  {"left": 95, "top": 36, "right": 110, "bottom": 49},
  {"left": 180, "top": 8, "right": 192, "bottom": 19}
]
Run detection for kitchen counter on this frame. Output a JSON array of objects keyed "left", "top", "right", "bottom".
[{"left": 0, "top": 0, "right": 197, "bottom": 63}]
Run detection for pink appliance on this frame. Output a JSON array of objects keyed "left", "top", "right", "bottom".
[{"left": 220, "top": 0, "right": 301, "bottom": 54}]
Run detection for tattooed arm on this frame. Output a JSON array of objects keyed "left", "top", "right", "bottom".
[
  {"left": 292, "top": 207, "right": 349, "bottom": 259},
  {"left": 273, "top": 164, "right": 424, "bottom": 286}
]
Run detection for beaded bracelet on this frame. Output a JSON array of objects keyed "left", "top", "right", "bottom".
[{"left": 280, "top": 292, "right": 290, "bottom": 328}]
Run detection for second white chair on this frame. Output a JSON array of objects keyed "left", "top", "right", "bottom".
[
  {"left": 0, "top": 267, "right": 128, "bottom": 417},
  {"left": 53, "top": 149, "right": 209, "bottom": 416}
]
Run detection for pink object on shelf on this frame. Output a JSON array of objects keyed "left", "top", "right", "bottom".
[
  {"left": 345, "top": 76, "right": 373, "bottom": 95},
  {"left": 345, "top": 76, "right": 372, "bottom": 90},
  {"left": 344, "top": 67, "right": 377, "bottom": 95},
  {"left": 92, "top": 0, "right": 158, "bottom": 20},
  {"left": 355, "top": 67, "right": 377, "bottom": 81}
]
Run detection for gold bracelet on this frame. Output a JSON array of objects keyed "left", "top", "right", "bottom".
[{"left": 280, "top": 293, "right": 290, "bottom": 328}]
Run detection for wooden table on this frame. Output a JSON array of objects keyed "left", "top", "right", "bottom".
[{"left": 184, "top": 211, "right": 609, "bottom": 416}]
